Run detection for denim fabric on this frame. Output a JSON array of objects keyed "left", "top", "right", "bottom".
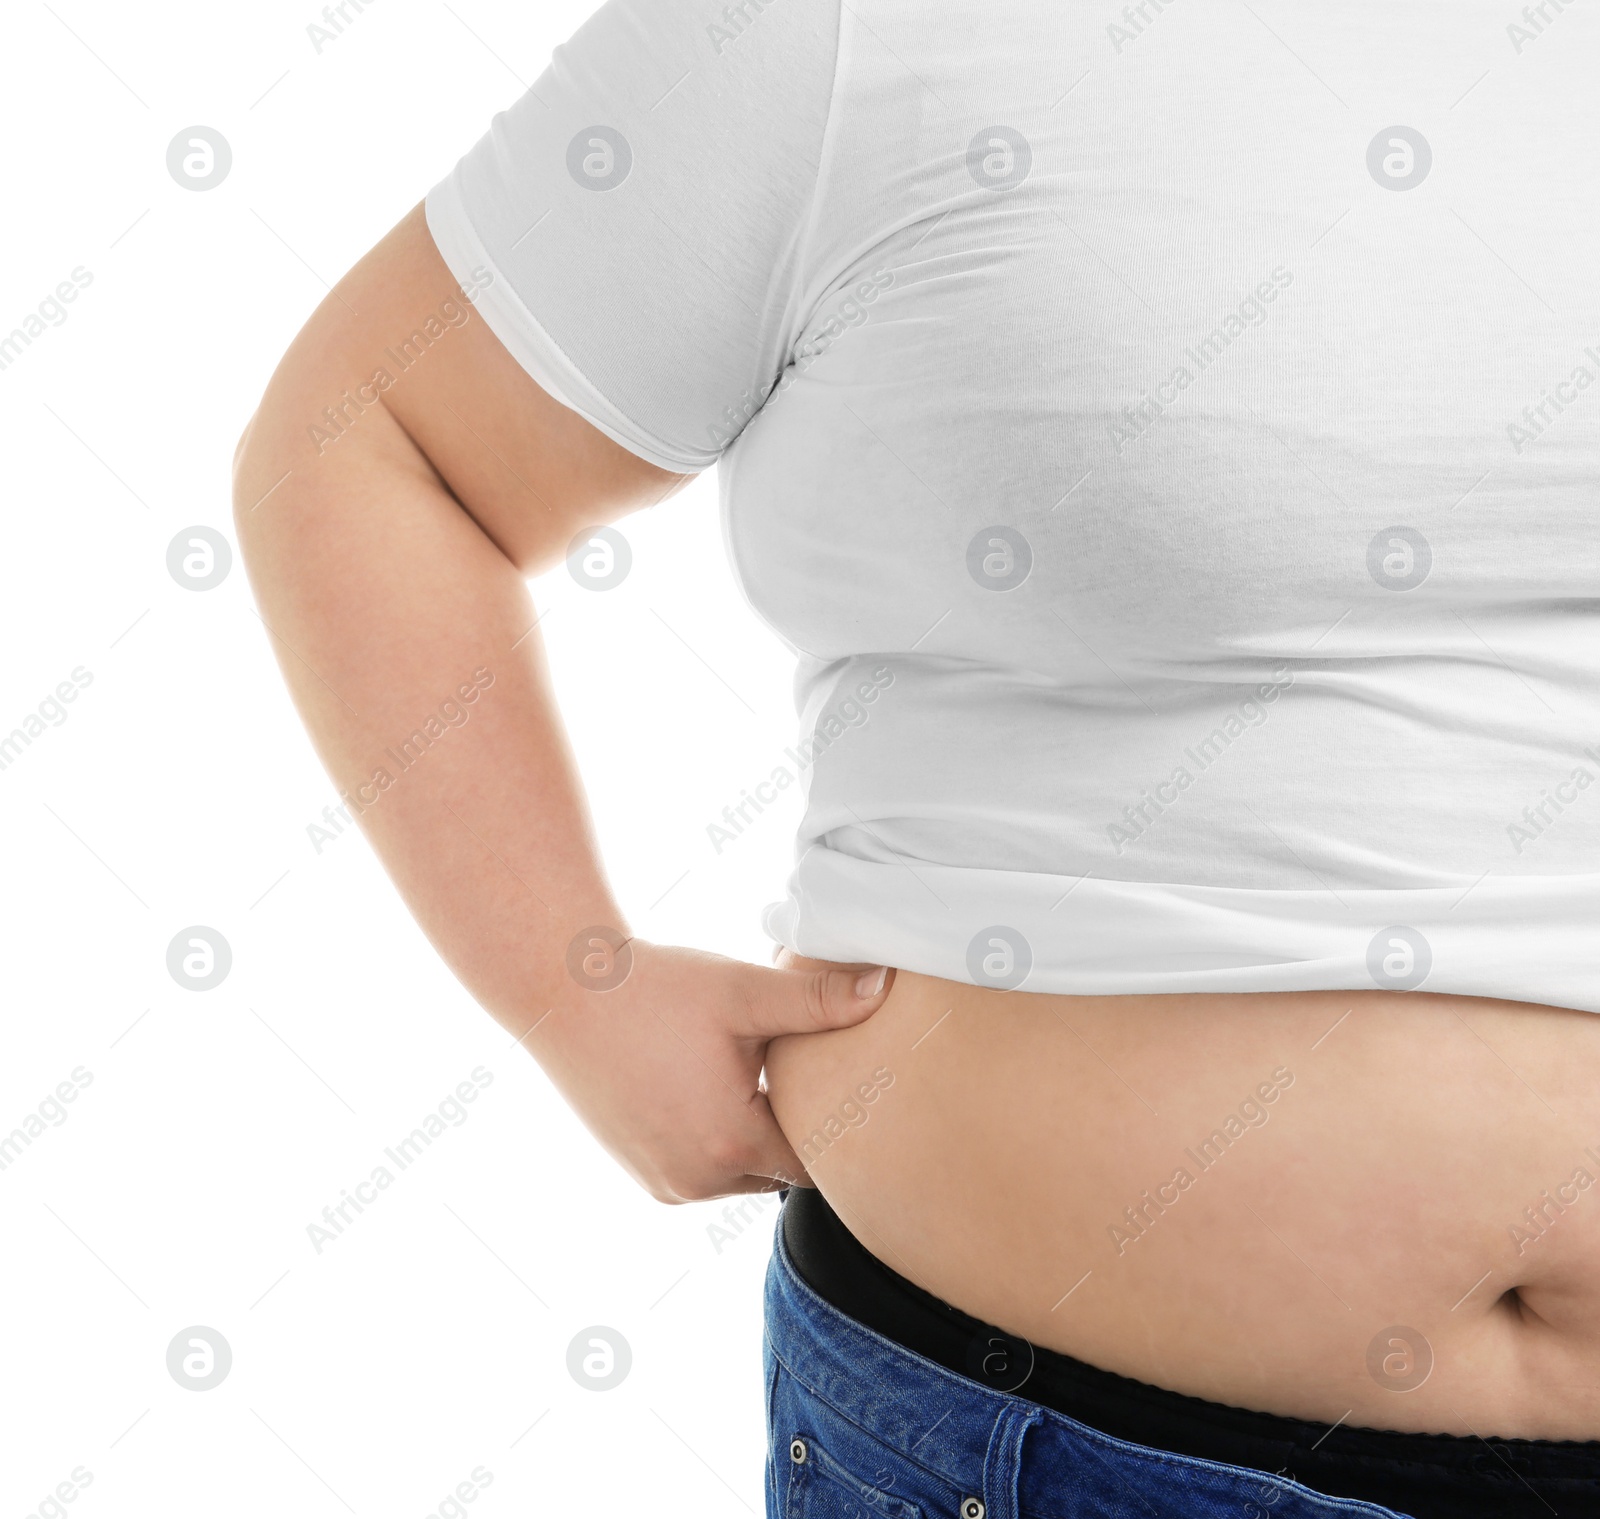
[{"left": 764, "top": 1207, "right": 1408, "bottom": 1519}]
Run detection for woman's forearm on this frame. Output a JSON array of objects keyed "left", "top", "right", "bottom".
[{"left": 232, "top": 347, "right": 619, "bottom": 1041}]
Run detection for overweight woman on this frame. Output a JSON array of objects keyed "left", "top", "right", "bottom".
[{"left": 232, "top": 2, "right": 1600, "bottom": 1514}]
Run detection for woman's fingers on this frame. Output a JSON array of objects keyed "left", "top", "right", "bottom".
[
  {"left": 738, "top": 1089, "right": 813, "bottom": 1191},
  {"left": 733, "top": 960, "right": 895, "bottom": 1040}
]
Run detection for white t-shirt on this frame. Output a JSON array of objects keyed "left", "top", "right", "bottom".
[{"left": 426, "top": 0, "right": 1600, "bottom": 1011}]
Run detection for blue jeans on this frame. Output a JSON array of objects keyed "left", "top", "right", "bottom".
[{"left": 763, "top": 1206, "right": 1408, "bottom": 1519}]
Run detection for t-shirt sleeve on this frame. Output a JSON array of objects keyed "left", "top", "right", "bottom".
[{"left": 423, "top": 0, "right": 843, "bottom": 474}]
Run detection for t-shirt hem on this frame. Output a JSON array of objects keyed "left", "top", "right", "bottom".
[{"left": 764, "top": 848, "right": 1600, "bottom": 1016}]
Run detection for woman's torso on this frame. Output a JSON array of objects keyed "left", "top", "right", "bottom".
[
  {"left": 766, "top": 968, "right": 1600, "bottom": 1440},
  {"left": 748, "top": 10, "right": 1600, "bottom": 1440},
  {"left": 729, "top": 3, "right": 1600, "bottom": 1006}
]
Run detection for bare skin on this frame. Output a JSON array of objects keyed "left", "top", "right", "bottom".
[
  {"left": 236, "top": 203, "right": 1600, "bottom": 1441},
  {"left": 767, "top": 957, "right": 1600, "bottom": 1440}
]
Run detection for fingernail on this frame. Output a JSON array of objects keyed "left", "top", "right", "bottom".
[{"left": 854, "top": 966, "right": 887, "bottom": 999}]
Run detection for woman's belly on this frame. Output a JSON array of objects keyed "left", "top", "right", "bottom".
[{"left": 763, "top": 962, "right": 1600, "bottom": 1439}]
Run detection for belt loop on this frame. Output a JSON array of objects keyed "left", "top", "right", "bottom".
[{"left": 981, "top": 1401, "right": 1041, "bottom": 1519}]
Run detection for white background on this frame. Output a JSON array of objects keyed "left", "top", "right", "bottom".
[{"left": 0, "top": 3, "right": 809, "bottom": 1514}]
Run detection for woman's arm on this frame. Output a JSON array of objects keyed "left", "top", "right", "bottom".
[{"left": 231, "top": 203, "right": 890, "bottom": 1201}]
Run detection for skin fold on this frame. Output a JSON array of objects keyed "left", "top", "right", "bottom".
[{"left": 766, "top": 957, "right": 1600, "bottom": 1439}]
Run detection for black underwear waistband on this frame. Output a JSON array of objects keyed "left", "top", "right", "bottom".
[{"left": 780, "top": 1185, "right": 1600, "bottom": 1519}]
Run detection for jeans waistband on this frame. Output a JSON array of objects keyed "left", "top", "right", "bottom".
[{"left": 763, "top": 1197, "right": 1417, "bottom": 1519}]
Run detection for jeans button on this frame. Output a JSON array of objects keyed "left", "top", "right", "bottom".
[
  {"left": 789, "top": 1438, "right": 807, "bottom": 1464},
  {"left": 960, "top": 1500, "right": 985, "bottom": 1519}
]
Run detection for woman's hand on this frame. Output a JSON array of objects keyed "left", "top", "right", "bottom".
[{"left": 529, "top": 939, "right": 893, "bottom": 1202}]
